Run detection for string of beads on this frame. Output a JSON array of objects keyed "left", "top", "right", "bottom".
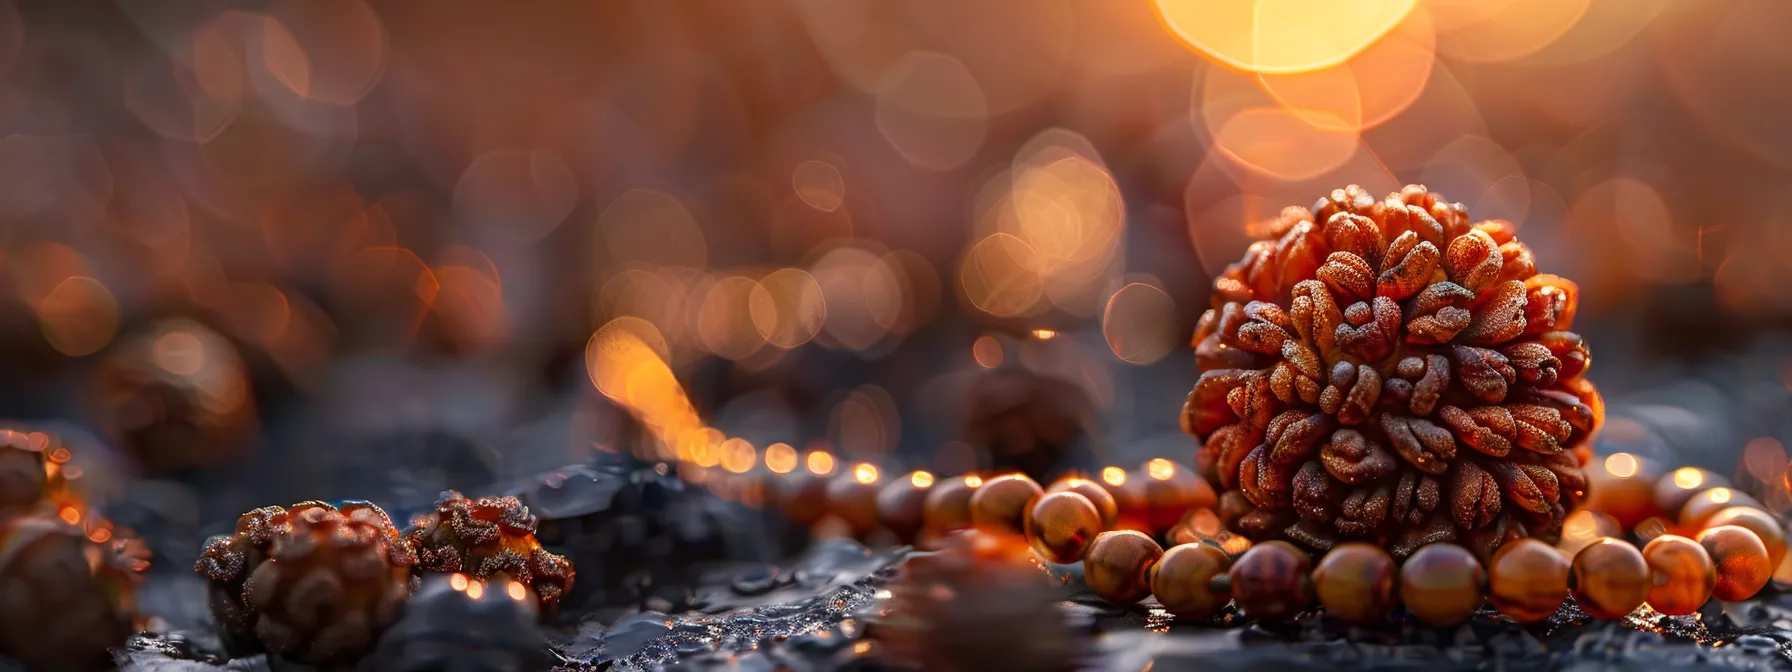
[{"left": 802, "top": 457, "right": 1788, "bottom": 625}]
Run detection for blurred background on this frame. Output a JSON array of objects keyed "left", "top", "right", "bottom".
[{"left": 2, "top": 0, "right": 1791, "bottom": 564}]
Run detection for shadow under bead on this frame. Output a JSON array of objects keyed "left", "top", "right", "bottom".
[
  {"left": 195, "top": 500, "right": 415, "bottom": 666},
  {"left": 1487, "top": 538, "right": 1568, "bottom": 623},
  {"left": 1025, "top": 491, "right": 1101, "bottom": 564},
  {"left": 1640, "top": 535, "right": 1714, "bottom": 616},
  {"left": 1083, "top": 530, "right": 1163, "bottom": 605},
  {"left": 1569, "top": 538, "right": 1649, "bottom": 619},
  {"left": 0, "top": 515, "right": 134, "bottom": 672},
  {"left": 1698, "top": 525, "right": 1772, "bottom": 602},
  {"left": 1228, "top": 541, "right": 1312, "bottom": 621},
  {"left": 1150, "top": 543, "right": 1232, "bottom": 620},
  {"left": 969, "top": 474, "right": 1042, "bottom": 536},
  {"left": 404, "top": 491, "right": 574, "bottom": 610},
  {"left": 1312, "top": 542, "right": 1396, "bottom": 625}
]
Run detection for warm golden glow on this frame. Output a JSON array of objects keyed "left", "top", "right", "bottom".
[
  {"left": 1673, "top": 467, "right": 1705, "bottom": 490},
  {"left": 853, "top": 463, "right": 879, "bottom": 484},
  {"left": 971, "top": 334, "right": 1003, "bottom": 368},
  {"left": 1146, "top": 458, "right": 1175, "bottom": 481},
  {"left": 1604, "top": 453, "right": 1638, "bottom": 479},
  {"left": 720, "top": 438, "right": 756, "bottom": 474},
  {"left": 807, "top": 451, "right": 836, "bottom": 476},
  {"left": 507, "top": 581, "right": 527, "bottom": 601},
  {"left": 765, "top": 442, "right": 798, "bottom": 475},
  {"left": 58, "top": 506, "right": 79, "bottom": 524},
  {"left": 1154, "top": 0, "right": 1418, "bottom": 74},
  {"left": 911, "top": 471, "right": 935, "bottom": 488},
  {"left": 1102, "top": 466, "right": 1126, "bottom": 486},
  {"left": 450, "top": 573, "right": 469, "bottom": 592},
  {"left": 465, "top": 580, "right": 485, "bottom": 600},
  {"left": 964, "top": 474, "right": 984, "bottom": 488},
  {"left": 1031, "top": 328, "right": 1057, "bottom": 340},
  {"left": 1706, "top": 488, "right": 1733, "bottom": 505}
]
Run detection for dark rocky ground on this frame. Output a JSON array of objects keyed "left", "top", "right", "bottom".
[{"left": 103, "top": 462, "right": 1792, "bottom": 672}]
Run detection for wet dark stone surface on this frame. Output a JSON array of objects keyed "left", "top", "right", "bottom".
[{"left": 91, "top": 462, "right": 1792, "bottom": 671}]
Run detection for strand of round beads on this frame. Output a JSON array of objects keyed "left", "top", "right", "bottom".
[{"left": 788, "top": 454, "right": 1786, "bottom": 625}]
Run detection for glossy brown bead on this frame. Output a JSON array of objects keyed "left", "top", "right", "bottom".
[
  {"left": 1569, "top": 538, "right": 1649, "bottom": 619},
  {"left": 1025, "top": 492, "right": 1101, "bottom": 564},
  {"left": 1228, "top": 540, "right": 1312, "bottom": 621},
  {"left": 1149, "top": 543, "right": 1232, "bottom": 620},
  {"left": 1653, "top": 468, "right": 1729, "bottom": 520},
  {"left": 778, "top": 473, "right": 830, "bottom": 526},
  {"left": 1678, "top": 488, "right": 1762, "bottom": 531},
  {"left": 1399, "top": 543, "right": 1486, "bottom": 627},
  {"left": 1584, "top": 453, "right": 1663, "bottom": 529},
  {"left": 1640, "top": 534, "right": 1714, "bottom": 616},
  {"left": 1311, "top": 542, "right": 1396, "bottom": 625},
  {"left": 1488, "top": 539, "right": 1568, "bottom": 623},
  {"left": 876, "top": 474, "right": 934, "bottom": 542},
  {"left": 1047, "top": 477, "right": 1119, "bottom": 530},
  {"left": 1139, "top": 460, "right": 1217, "bottom": 535},
  {"left": 1698, "top": 525, "right": 1772, "bottom": 601},
  {"left": 922, "top": 476, "right": 981, "bottom": 537},
  {"left": 1098, "top": 468, "right": 1150, "bottom": 533},
  {"left": 825, "top": 472, "right": 882, "bottom": 535},
  {"left": 969, "top": 474, "right": 1043, "bottom": 535},
  {"left": 1083, "top": 530, "right": 1163, "bottom": 605},
  {"left": 1703, "top": 507, "right": 1787, "bottom": 571}
]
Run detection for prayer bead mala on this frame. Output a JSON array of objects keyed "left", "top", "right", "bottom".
[{"left": 799, "top": 458, "right": 1787, "bottom": 626}]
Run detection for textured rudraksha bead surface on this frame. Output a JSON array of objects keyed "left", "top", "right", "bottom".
[
  {"left": 1185, "top": 185, "right": 1601, "bottom": 561},
  {"left": 405, "top": 491, "right": 574, "bottom": 609},
  {"left": 194, "top": 500, "right": 415, "bottom": 665}
]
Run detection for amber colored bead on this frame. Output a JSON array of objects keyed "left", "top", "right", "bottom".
[
  {"left": 1025, "top": 492, "right": 1102, "bottom": 564},
  {"left": 1703, "top": 507, "right": 1787, "bottom": 571},
  {"left": 1678, "top": 488, "right": 1762, "bottom": 531},
  {"left": 970, "top": 474, "right": 1043, "bottom": 535},
  {"left": 1149, "top": 543, "right": 1232, "bottom": 620},
  {"left": 1311, "top": 542, "right": 1396, "bottom": 625},
  {"left": 876, "top": 475, "right": 933, "bottom": 542},
  {"left": 1047, "top": 477, "right": 1119, "bottom": 530},
  {"left": 1487, "top": 539, "right": 1569, "bottom": 623},
  {"left": 1653, "top": 468, "right": 1730, "bottom": 519},
  {"left": 1558, "top": 510, "right": 1624, "bottom": 557},
  {"left": 1640, "top": 535, "right": 1714, "bottom": 616},
  {"left": 1083, "top": 530, "right": 1163, "bottom": 605},
  {"left": 1399, "top": 543, "right": 1486, "bottom": 627},
  {"left": 1228, "top": 540, "right": 1312, "bottom": 621},
  {"left": 778, "top": 473, "right": 830, "bottom": 526},
  {"left": 1569, "top": 538, "right": 1650, "bottom": 619},
  {"left": 1099, "top": 470, "right": 1150, "bottom": 533},
  {"left": 1698, "top": 525, "right": 1772, "bottom": 601},
  {"left": 922, "top": 476, "right": 980, "bottom": 536},
  {"left": 1139, "top": 461, "right": 1217, "bottom": 535},
  {"left": 825, "top": 474, "right": 882, "bottom": 535},
  {"left": 1584, "top": 456, "right": 1663, "bottom": 529}
]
